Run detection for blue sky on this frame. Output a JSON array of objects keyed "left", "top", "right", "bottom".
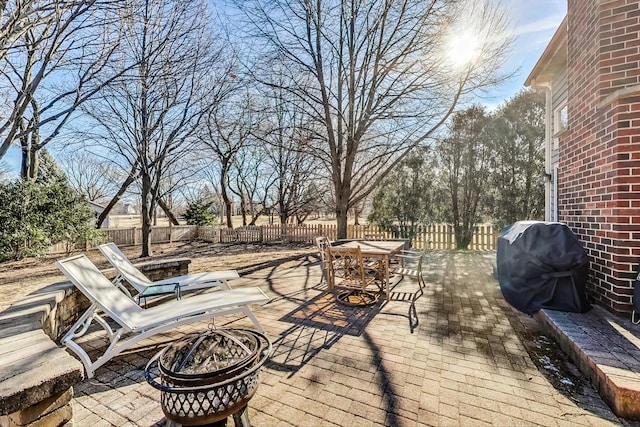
[
  {"left": 2, "top": 0, "right": 566, "bottom": 177},
  {"left": 481, "top": 0, "right": 566, "bottom": 108}
]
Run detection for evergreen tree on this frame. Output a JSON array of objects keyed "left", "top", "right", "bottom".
[
  {"left": 36, "top": 149, "right": 68, "bottom": 185},
  {"left": 436, "top": 106, "right": 492, "bottom": 250},
  {"left": 0, "top": 181, "right": 50, "bottom": 260},
  {"left": 487, "top": 89, "right": 545, "bottom": 228},
  {"left": 184, "top": 199, "right": 217, "bottom": 226},
  {"left": 0, "top": 152, "right": 102, "bottom": 260},
  {"left": 368, "top": 150, "right": 435, "bottom": 238}
]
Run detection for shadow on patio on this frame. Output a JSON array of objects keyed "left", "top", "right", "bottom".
[{"left": 69, "top": 247, "right": 632, "bottom": 426}]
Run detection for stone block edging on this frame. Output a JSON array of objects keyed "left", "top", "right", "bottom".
[
  {"left": 534, "top": 307, "right": 640, "bottom": 420},
  {"left": 0, "top": 256, "right": 191, "bottom": 426}
]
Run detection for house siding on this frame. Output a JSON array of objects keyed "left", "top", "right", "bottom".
[
  {"left": 551, "top": 67, "right": 568, "bottom": 221},
  {"left": 561, "top": 0, "right": 640, "bottom": 315}
]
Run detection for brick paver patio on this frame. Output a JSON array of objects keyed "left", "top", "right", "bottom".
[{"left": 70, "top": 250, "right": 633, "bottom": 426}]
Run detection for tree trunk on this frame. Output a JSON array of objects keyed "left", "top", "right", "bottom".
[
  {"left": 240, "top": 197, "right": 247, "bottom": 226},
  {"left": 222, "top": 193, "right": 233, "bottom": 228},
  {"left": 222, "top": 190, "right": 233, "bottom": 228},
  {"left": 20, "top": 144, "right": 28, "bottom": 179},
  {"left": 336, "top": 202, "right": 348, "bottom": 240},
  {"left": 19, "top": 123, "right": 39, "bottom": 180},
  {"left": 220, "top": 168, "right": 233, "bottom": 228},
  {"left": 454, "top": 224, "right": 473, "bottom": 250},
  {"left": 278, "top": 198, "right": 286, "bottom": 224},
  {"left": 140, "top": 173, "right": 152, "bottom": 257},
  {"left": 96, "top": 167, "right": 138, "bottom": 228},
  {"left": 27, "top": 137, "right": 38, "bottom": 180},
  {"left": 157, "top": 197, "right": 180, "bottom": 225}
]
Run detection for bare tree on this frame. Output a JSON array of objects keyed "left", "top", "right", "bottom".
[
  {"left": 201, "top": 89, "right": 258, "bottom": 228},
  {"left": 184, "top": 163, "right": 226, "bottom": 222},
  {"left": 0, "top": 1, "right": 61, "bottom": 61},
  {"left": 82, "top": 0, "right": 219, "bottom": 256},
  {"left": 258, "top": 84, "right": 322, "bottom": 224},
  {"left": 234, "top": 0, "right": 511, "bottom": 238},
  {"left": 0, "top": 1, "right": 132, "bottom": 177},
  {"left": 350, "top": 199, "right": 367, "bottom": 226},
  {"left": 59, "top": 150, "right": 119, "bottom": 203},
  {"left": 229, "top": 143, "right": 275, "bottom": 226},
  {"left": 95, "top": 163, "right": 139, "bottom": 227}
]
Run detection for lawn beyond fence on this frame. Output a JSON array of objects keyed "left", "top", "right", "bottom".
[{"left": 49, "top": 223, "right": 498, "bottom": 254}]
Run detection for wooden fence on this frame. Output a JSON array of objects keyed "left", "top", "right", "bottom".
[
  {"left": 49, "top": 223, "right": 498, "bottom": 254},
  {"left": 347, "top": 224, "right": 498, "bottom": 250}
]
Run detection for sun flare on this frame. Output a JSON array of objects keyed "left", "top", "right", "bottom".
[{"left": 446, "top": 30, "right": 481, "bottom": 69}]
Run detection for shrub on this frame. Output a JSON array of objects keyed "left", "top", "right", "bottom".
[
  {"left": 184, "top": 199, "right": 217, "bottom": 226},
  {"left": 0, "top": 179, "right": 103, "bottom": 261}
]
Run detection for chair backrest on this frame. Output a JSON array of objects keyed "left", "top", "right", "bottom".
[
  {"left": 315, "top": 237, "right": 331, "bottom": 266},
  {"left": 315, "top": 236, "right": 330, "bottom": 249},
  {"left": 56, "top": 254, "right": 142, "bottom": 330},
  {"left": 416, "top": 249, "right": 425, "bottom": 276},
  {"left": 327, "top": 246, "right": 366, "bottom": 282},
  {"left": 364, "top": 233, "right": 386, "bottom": 240},
  {"left": 98, "top": 242, "right": 153, "bottom": 292},
  {"left": 404, "top": 248, "right": 426, "bottom": 266}
]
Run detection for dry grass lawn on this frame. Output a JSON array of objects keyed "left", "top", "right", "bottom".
[{"left": 0, "top": 241, "right": 316, "bottom": 312}]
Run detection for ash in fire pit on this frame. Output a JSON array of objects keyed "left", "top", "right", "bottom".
[
  {"left": 160, "top": 330, "right": 260, "bottom": 380},
  {"left": 145, "top": 328, "right": 271, "bottom": 426}
]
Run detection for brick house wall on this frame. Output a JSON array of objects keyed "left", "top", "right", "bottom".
[{"left": 560, "top": 0, "right": 640, "bottom": 314}]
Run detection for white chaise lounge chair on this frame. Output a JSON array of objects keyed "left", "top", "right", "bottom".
[
  {"left": 56, "top": 254, "right": 269, "bottom": 378},
  {"left": 98, "top": 242, "right": 239, "bottom": 301}
]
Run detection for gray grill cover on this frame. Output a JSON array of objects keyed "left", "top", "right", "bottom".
[{"left": 496, "top": 221, "right": 591, "bottom": 315}]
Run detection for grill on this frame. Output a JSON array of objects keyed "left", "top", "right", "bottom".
[{"left": 145, "top": 328, "right": 272, "bottom": 426}]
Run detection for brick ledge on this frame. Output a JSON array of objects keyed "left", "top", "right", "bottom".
[{"left": 534, "top": 306, "right": 640, "bottom": 420}]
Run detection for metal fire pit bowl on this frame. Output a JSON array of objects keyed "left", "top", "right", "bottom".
[
  {"left": 145, "top": 328, "right": 272, "bottom": 426},
  {"left": 159, "top": 329, "right": 260, "bottom": 385}
]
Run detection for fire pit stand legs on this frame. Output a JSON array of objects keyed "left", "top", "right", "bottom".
[
  {"left": 164, "top": 405, "right": 251, "bottom": 427},
  {"left": 232, "top": 405, "right": 251, "bottom": 427}
]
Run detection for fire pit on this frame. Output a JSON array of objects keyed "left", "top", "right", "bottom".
[
  {"left": 336, "top": 289, "right": 379, "bottom": 306},
  {"left": 145, "top": 328, "right": 272, "bottom": 426}
]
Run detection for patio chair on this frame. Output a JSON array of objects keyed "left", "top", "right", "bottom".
[
  {"left": 327, "top": 246, "right": 378, "bottom": 293},
  {"left": 363, "top": 233, "right": 386, "bottom": 240},
  {"left": 362, "top": 234, "right": 408, "bottom": 269},
  {"left": 315, "top": 236, "right": 332, "bottom": 285},
  {"left": 56, "top": 254, "right": 269, "bottom": 378},
  {"left": 98, "top": 242, "right": 239, "bottom": 303},
  {"left": 392, "top": 248, "right": 426, "bottom": 296}
]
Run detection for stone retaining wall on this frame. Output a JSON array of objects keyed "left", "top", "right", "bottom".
[{"left": 0, "top": 257, "right": 191, "bottom": 427}]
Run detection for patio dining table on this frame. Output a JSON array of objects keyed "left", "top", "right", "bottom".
[{"left": 332, "top": 240, "right": 406, "bottom": 301}]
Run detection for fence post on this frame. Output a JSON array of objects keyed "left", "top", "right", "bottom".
[{"left": 481, "top": 225, "right": 486, "bottom": 250}]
